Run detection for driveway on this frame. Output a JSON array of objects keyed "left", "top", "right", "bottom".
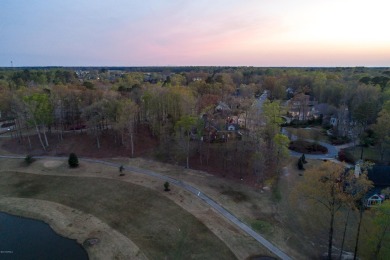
[{"left": 282, "top": 128, "right": 355, "bottom": 160}]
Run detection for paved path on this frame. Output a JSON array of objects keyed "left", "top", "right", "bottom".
[
  {"left": 0, "top": 154, "right": 292, "bottom": 260},
  {"left": 282, "top": 128, "right": 355, "bottom": 161}
]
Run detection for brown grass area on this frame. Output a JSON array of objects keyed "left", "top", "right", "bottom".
[
  {"left": 0, "top": 169, "right": 236, "bottom": 259},
  {"left": 0, "top": 158, "right": 276, "bottom": 259}
]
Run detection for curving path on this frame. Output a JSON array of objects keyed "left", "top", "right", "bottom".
[
  {"left": 0, "top": 154, "right": 292, "bottom": 260},
  {"left": 282, "top": 128, "right": 355, "bottom": 161}
]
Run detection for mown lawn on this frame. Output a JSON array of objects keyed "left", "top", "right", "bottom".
[{"left": 0, "top": 168, "right": 236, "bottom": 260}]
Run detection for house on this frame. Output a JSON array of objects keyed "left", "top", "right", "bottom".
[
  {"left": 286, "top": 87, "right": 294, "bottom": 99},
  {"left": 365, "top": 192, "right": 385, "bottom": 207},
  {"left": 364, "top": 165, "right": 390, "bottom": 207},
  {"left": 227, "top": 124, "right": 237, "bottom": 131},
  {"left": 331, "top": 106, "right": 353, "bottom": 137},
  {"left": 215, "top": 101, "right": 231, "bottom": 113},
  {"left": 350, "top": 163, "right": 390, "bottom": 207},
  {"left": 286, "top": 94, "right": 318, "bottom": 121}
]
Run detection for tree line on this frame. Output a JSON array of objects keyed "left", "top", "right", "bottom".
[{"left": 0, "top": 67, "right": 389, "bottom": 180}]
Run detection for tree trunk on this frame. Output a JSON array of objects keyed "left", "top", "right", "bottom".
[
  {"left": 42, "top": 126, "right": 49, "bottom": 147},
  {"left": 186, "top": 133, "right": 190, "bottom": 169},
  {"left": 373, "top": 222, "right": 389, "bottom": 259},
  {"left": 130, "top": 132, "right": 134, "bottom": 158},
  {"left": 199, "top": 139, "right": 203, "bottom": 166},
  {"left": 27, "top": 134, "right": 32, "bottom": 149},
  {"left": 35, "top": 124, "right": 46, "bottom": 151},
  {"left": 96, "top": 134, "right": 100, "bottom": 149},
  {"left": 353, "top": 205, "right": 364, "bottom": 260},
  {"left": 60, "top": 121, "right": 64, "bottom": 141},
  {"left": 328, "top": 185, "right": 335, "bottom": 260},
  {"left": 339, "top": 209, "right": 350, "bottom": 260},
  {"left": 14, "top": 118, "right": 22, "bottom": 143}
]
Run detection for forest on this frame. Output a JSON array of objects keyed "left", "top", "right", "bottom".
[
  {"left": 1, "top": 66, "right": 390, "bottom": 259},
  {"left": 0, "top": 67, "right": 389, "bottom": 183}
]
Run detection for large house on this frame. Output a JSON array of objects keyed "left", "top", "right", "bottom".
[
  {"left": 286, "top": 94, "right": 318, "bottom": 121},
  {"left": 365, "top": 165, "right": 390, "bottom": 207}
]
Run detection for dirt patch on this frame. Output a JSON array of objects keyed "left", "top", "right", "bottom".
[
  {"left": 43, "top": 160, "right": 63, "bottom": 168},
  {"left": 1, "top": 125, "right": 157, "bottom": 159}
]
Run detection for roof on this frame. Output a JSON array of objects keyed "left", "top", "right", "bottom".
[{"left": 368, "top": 166, "right": 390, "bottom": 187}]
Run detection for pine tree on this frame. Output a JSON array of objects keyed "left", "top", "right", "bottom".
[{"left": 68, "top": 153, "right": 79, "bottom": 168}]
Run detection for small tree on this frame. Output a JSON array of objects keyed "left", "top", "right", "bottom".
[
  {"left": 297, "top": 158, "right": 304, "bottom": 170},
  {"left": 164, "top": 181, "right": 170, "bottom": 191},
  {"left": 302, "top": 153, "right": 307, "bottom": 163},
  {"left": 24, "top": 155, "right": 34, "bottom": 165},
  {"left": 68, "top": 153, "right": 79, "bottom": 168}
]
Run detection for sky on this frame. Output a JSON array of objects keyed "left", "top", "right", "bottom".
[{"left": 1, "top": 0, "right": 389, "bottom": 67}]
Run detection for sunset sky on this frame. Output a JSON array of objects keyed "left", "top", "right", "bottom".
[{"left": 1, "top": 0, "right": 389, "bottom": 67}]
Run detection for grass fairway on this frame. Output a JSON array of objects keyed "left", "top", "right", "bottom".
[{"left": 0, "top": 168, "right": 236, "bottom": 259}]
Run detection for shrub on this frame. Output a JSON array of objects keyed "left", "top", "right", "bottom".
[
  {"left": 164, "top": 181, "right": 170, "bottom": 191},
  {"left": 297, "top": 158, "right": 304, "bottom": 170},
  {"left": 68, "top": 153, "right": 79, "bottom": 168},
  {"left": 251, "top": 219, "right": 274, "bottom": 234},
  {"left": 301, "top": 154, "right": 307, "bottom": 164},
  {"left": 24, "top": 155, "right": 34, "bottom": 165}
]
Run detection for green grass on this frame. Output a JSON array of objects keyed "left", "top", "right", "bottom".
[
  {"left": 250, "top": 219, "right": 274, "bottom": 235},
  {"left": 0, "top": 171, "right": 236, "bottom": 260}
]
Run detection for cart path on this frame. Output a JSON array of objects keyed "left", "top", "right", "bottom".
[{"left": 0, "top": 154, "right": 292, "bottom": 260}]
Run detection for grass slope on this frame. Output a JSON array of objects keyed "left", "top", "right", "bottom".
[{"left": 0, "top": 169, "right": 236, "bottom": 260}]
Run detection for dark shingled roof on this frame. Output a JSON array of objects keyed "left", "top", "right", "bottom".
[{"left": 368, "top": 166, "right": 390, "bottom": 187}]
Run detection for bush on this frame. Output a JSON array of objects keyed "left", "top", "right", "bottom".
[
  {"left": 251, "top": 219, "right": 274, "bottom": 234},
  {"left": 164, "top": 181, "right": 170, "bottom": 191},
  {"left": 297, "top": 158, "right": 304, "bottom": 170},
  {"left": 68, "top": 153, "right": 79, "bottom": 168},
  {"left": 301, "top": 154, "right": 307, "bottom": 164},
  {"left": 24, "top": 155, "right": 34, "bottom": 165}
]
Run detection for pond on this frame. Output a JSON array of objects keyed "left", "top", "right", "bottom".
[{"left": 0, "top": 212, "right": 88, "bottom": 260}]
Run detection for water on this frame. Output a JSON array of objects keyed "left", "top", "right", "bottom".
[{"left": 0, "top": 212, "right": 89, "bottom": 260}]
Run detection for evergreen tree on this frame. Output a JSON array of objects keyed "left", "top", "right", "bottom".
[{"left": 68, "top": 153, "right": 79, "bottom": 168}]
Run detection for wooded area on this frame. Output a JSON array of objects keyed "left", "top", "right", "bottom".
[
  {"left": 0, "top": 67, "right": 389, "bottom": 182},
  {"left": 1, "top": 66, "right": 390, "bottom": 259}
]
